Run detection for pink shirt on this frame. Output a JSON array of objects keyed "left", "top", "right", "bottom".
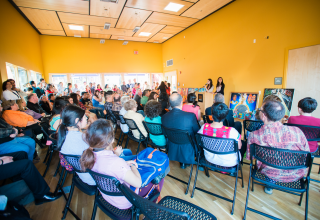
[
  {"left": 91, "top": 150, "right": 132, "bottom": 209},
  {"left": 182, "top": 104, "right": 200, "bottom": 120},
  {"left": 288, "top": 115, "right": 320, "bottom": 152}
]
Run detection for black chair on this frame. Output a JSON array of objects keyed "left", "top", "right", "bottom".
[
  {"left": 142, "top": 121, "right": 166, "bottom": 151},
  {"left": 243, "top": 120, "right": 264, "bottom": 142},
  {"left": 117, "top": 182, "right": 217, "bottom": 220},
  {"left": 193, "top": 134, "right": 244, "bottom": 214},
  {"left": 61, "top": 154, "right": 98, "bottom": 220},
  {"left": 285, "top": 123, "right": 320, "bottom": 177},
  {"left": 118, "top": 114, "right": 129, "bottom": 146},
  {"left": 112, "top": 111, "right": 123, "bottom": 143},
  {"left": 124, "top": 118, "right": 147, "bottom": 154},
  {"left": 203, "top": 115, "right": 212, "bottom": 124},
  {"left": 243, "top": 144, "right": 313, "bottom": 220},
  {"left": 161, "top": 126, "right": 197, "bottom": 195},
  {"left": 89, "top": 170, "right": 133, "bottom": 220}
]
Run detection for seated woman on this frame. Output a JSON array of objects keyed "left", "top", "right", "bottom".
[
  {"left": 182, "top": 93, "right": 201, "bottom": 121},
  {"left": 49, "top": 98, "right": 70, "bottom": 131},
  {"left": 19, "top": 99, "right": 43, "bottom": 120},
  {"left": 288, "top": 97, "right": 320, "bottom": 153},
  {"left": 81, "top": 119, "right": 163, "bottom": 210},
  {"left": 119, "top": 96, "right": 131, "bottom": 133},
  {"left": 124, "top": 100, "right": 148, "bottom": 139},
  {"left": 92, "top": 90, "right": 105, "bottom": 118},
  {"left": 198, "top": 102, "right": 243, "bottom": 167},
  {"left": 39, "top": 95, "right": 52, "bottom": 115},
  {"left": 144, "top": 101, "right": 166, "bottom": 146},
  {"left": 147, "top": 91, "right": 158, "bottom": 102},
  {"left": 70, "top": 93, "right": 97, "bottom": 125},
  {"left": 46, "top": 84, "right": 55, "bottom": 96},
  {"left": 0, "top": 101, "right": 36, "bottom": 161}
]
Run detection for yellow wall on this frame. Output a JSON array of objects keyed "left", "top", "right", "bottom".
[
  {"left": 40, "top": 36, "right": 163, "bottom": 81},
  {"left": 162, "top": 0, "right": 320, "bottom": 106},
  {"left": 0, "top": 0, "right": 43, "bottom": 83}
]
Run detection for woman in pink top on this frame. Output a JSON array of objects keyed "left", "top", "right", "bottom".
[
  {"left": 182, "top": 93, "right": 201, "bottom": 121},
  {"left": 288, "top": 97, "right": 320, "bottom": 152}
]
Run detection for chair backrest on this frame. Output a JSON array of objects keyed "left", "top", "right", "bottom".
[
  {"left": 285, "top": 123, "right": 320, "bottom": 141},
  {"left": 60, "top": 154, "right": 83, "bottom": 173},
  {"left": 250, "top": 144, "right": 312, "bottom": 170},
  {"left": 195, "top": 134, "right": 238, "bottom": 156},
  {"left": 89, "top": 170, "right": 123, "bottom": 196},
  {"left": 162, "top": 126, "right": 195, "bottom": 147},
  {"left": 39, "top": 121, "right": 50, "bottom": 139},
  {"left": 143, "top": 121, "right": 164, "bottom": 136},
  {"left": 243, "top": 120, "right": 264, "bottom": 140},
  {"left": 124, "top": 118, "right": 146, "bottom": 139},
  {"left": 117, "top": 183, "right": 191, "bottom": 220},
  {"left": 107, "top": 108, "right": 117, "bottom": 124},
  {"left": 112, "top": 111, "right": 120, "bottom": 121},
  {"left": 118, "top": 114, "right": 127, "bottom": 125}
]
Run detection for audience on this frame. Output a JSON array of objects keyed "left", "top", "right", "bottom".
[
  {"left": 92, "top": 90, "right": 104, "bottom": 109},
  {"left": 133, "top": 88, "right": 142, "bottom": 107},
  {"left": 144, "top": 101, "right": 166, "bottom": 146},
  {"left": 121, "top": 81, "right": 127, "bottom": 93},
  {"left": 96, "top": 84, "right": 102, "bottom": 92},
  {"left": 198, "top": 102, "right": 243, "bottom": 168},
  {"left": 141, "top": 89, "right": 151, "bottom": 105},
  {"left": 2, "top": 80, "right": 22, "bottom": 100},
  {"left": 27, "top": 93, "right": 46, "bottom": 114},
  {"left": 104, "top": 84, "right": 112, "bottom": 92},
  {"left": 46, "top": 84, "right": 54, "bottom": 95},
  {"left": 246, "top": 100, "right": 310, "bottom": 195},
  {"left": 119, "top": 96, "right": 130, "bottom": 133},
  {"left": 104, "top": 92, "right": 113, "bottom": 114},
  {"left": 20, "top": 100, "right": 44, "bottom": 120},
  {"left": 30, "top": 81, "right": 44, "bottom": 98},
  {"left": 288, "top": 97, "right": 320, "bottom": 153},
  {"left": 124, "top": 99, "right": 148, "bottom": 139},
  {"left": 64, "top": 83, "right": 73, "bottom": 95},
  {"left": 148, "top": 91, "right": 158, "bottom": 102},
  {"left": 7, "top": 79, "right": 27, "bottom": 99},
  {"left": 39, "top": 95, "right": 52, "bottom": 115},
  {"left": 49, "top": 98, "right": 70, "bottom": 131},
  {"left": 112, "top": 93, "right": 122, "bottom": 111},
  {"left": 162, "top": 93, "right": 200, "bottom": 169},
  {"left": 182, "top": 93, "right": 201, "bottom": 121}
]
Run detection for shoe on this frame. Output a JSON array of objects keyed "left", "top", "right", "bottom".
[
  {"left": 35, "top": 192, "right": 63, "bottom": 205},
  {"left": 180, "top": 163, "right": 190, "bottom": 169},
  {"left": 264, "top": 187, "right": 273, "bottom": 195}
]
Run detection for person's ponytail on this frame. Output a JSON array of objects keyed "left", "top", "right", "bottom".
[
  {"left": 80, "top": 148, "right": 95, "bottom": 172},
  {"left": 57, "top": 123, "right": 67, "bottom": 150}
]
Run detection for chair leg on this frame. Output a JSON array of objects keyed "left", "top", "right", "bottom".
[
  {"left": 191, "top": 162, "right": 200, "bottom": 198},
  {"left": 240, "top": 165, "right": 244, "bottom": 188},
  {"left": 231, "top": 169, "right": 239, "bottom": 215},
  {"left": 62, "top": 180, "right": 75, "bottom": 219},
  {"left": 43, "top": 149, "right": 53, "bottom": 177},
  {"left": 117, "top": 131, "right": 122, "bottom": 145},
  {"left": 318, "top": 165, "right": 320, "bottom": 174},
  {"left": 124, "top": 136, "right": 129, "bottom": 149},
  {"left": 185, "top": 164, "right": 194, "bottom": 195},
  {"left": 136, "top": 142, "right": 141, "bottom": 154},
  {"left": 305, "top": 182, "right": 309, "bottom": 220},
  {"left": 54, "top": 168, "right": 66, "bottom": 196},
  {"left": 204, "top": 167, "right": 210, "bottom": 178},
  {"left": 120, "top": 133, "right": 126, "bottom": 146},
  {"left": 251, "top": 174, "right": 254, "bottom": 192},
  {"left": 43, "top": 146, "right": 50, "bottom": 163},
  {"left": 54, "top": 162, "right": 61, "bottom": 177},
  {"left": 243, "top": 167, "right": 252, "bottom": 220},
  {"left": 299, "top": 193, "right": 304, "bottom": 206},
  {"left": 91, "top": 199, "right": 98, "bottom": 220}
]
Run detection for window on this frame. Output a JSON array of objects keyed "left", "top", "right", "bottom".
[
  {"left": 18, "top": 67, "right": 28, "bottom": 90},
  {"left": 124, "top": 73, "right": 149, "bottom": 86},
  {"left": 51, "top": 74, "right": 68, "bottom": 88},
  {"left": 6, "top": 63, "right": 16, "bottom": 81},
  {"left": 71, "top": 74, "right": 101, "bottom": 92},
  {"left": 151, "top": 73, "right": 163, "bottom": 88},
  {"left": 104, "top": 74, "right": 122, "bottom": 89}
]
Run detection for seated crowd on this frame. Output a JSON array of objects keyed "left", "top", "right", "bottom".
[{"left": 0, "top": 77, "right": 318, "bottom": 218}]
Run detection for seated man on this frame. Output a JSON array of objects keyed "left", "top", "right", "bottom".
[
  {"left": 141, "top": 89, "right": 151, "bottom": 105},
  {"left": 162, "top": 93, "right": 200, "bottom": 169},
  {"left": 0, "top": 151, "right": 62, "bottom": 205},
  {"left": 198, "top": 102, "right": 243, "bottom": 167},
  {"left": 30, "top": 81, "right": 43, "bottom": 98},
  {"left": 288, "top": 97, "right": 320, "bottom": 153},
  {"left": 26, "top": 93, "right": 46, "bottom": 114},
  {"left": 112, "top": 94, "right": 122, "bottom": 111},
  {"left": 205, "top": 93, "right": 242, "bottom": 134},
  {"left": 133, "top": 89, "right": 142, "bottom": 109},
  {"left": 104, "top": 91, "right": 113, "bottom": 115},
  {"left": 246, "top": 100, "right": 310, "bottom": 195}
]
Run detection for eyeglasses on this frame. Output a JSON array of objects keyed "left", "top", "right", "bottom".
[{"left": 257, "top": 108, "right": 265, "bottom": 114}]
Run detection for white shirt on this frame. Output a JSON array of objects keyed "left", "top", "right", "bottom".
[
  {"left": 143, "top": 84, "right": 150, "bottom": 90},
  {"left": 73, "top": 87, "right": 80, "bottom": 93},
  {"left": 198, "top": 125, "right": 241, "bottom": 167},
  {"left": 119, "top": 107, "right": 129, "bottom": 133},
  {"left": 206, "top": 86, "right": 214, "bottom": 93},
  {"left": 3, "top": 90, "right": 21, "bottom": 100}
]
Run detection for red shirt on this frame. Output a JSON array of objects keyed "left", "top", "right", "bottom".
[{"left": 288, "top": 115, "right": 320, "bottom": 152}]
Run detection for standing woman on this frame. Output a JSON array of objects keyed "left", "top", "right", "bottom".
[
  {"left": 205, "top": 79, "right": 214, "bottom": 93},
  {"left": 215, "top": 77, "right": 225, "bottom": 95}
]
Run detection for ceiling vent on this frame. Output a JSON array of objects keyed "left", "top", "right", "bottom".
[
  {"left": 133, "top": 26, "right": 140, "bottom": 32},
  {"left": 100, "top": 39, "right": 105, "bottom": 44},
  {"left": 166, "top": 59, "right": 173, "bottom": 67},
  {"left": 100, "top": 0, "right": 119, "bottom": 3},
  {"left": 123, "top": 41, "right": 128, "bottom": 45},
  {"left": 104, "top": 23, "right": 111, "bottom": 30}
]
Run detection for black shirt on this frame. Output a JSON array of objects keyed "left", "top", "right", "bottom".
[
  {"left": 39, "top": 101, "right": 51, "bottom": 114},
  {"left": 80, "top": 98, "right": 91, "bottom": 106},
  {"left": 27, "top": 101, "right": 45, "bottom": 114}
]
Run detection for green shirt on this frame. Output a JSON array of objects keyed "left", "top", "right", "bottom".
[{"left": 141, "top": 96, "right": 149, "bottom": 105}]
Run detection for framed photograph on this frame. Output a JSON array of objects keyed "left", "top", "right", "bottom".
[
  {"left": 263, "top": 88, "right": 295, "bottom": 117},
  {"left": 229, "top": 92, "right": 259, "bottom": 119},
  {"left": 198, "top": 94, "right": 203, "bottom": 102}
]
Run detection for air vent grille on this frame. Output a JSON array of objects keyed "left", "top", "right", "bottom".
[
  {"left": 104, "top": 23, "right": 110, "bottom": 30},
  {"left": 100, "top": 0, "right": 118, "bottom": 3},
  {"left": 166, "top": 59, "right": 173, "bottom": 67},
  {"left": 133, "top": 26, "right": 140, "bottom": 32}
]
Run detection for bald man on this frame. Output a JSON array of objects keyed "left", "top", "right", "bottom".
[{"left": 161, "top": 93, "right": 200, "bottom": 169}]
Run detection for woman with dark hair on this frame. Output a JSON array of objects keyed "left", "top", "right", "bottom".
[
  {"left": 205, "top": 78, "right": 214, "bottom": 93},
  {"left": 288, "top": 97, "right": 320, "bottom": 152},
  {"left": 46, "top": 84, "right": 54, "bottom": 95},
  {"left": 96, "top": 84, "right": 102, "bottom": 92},
  {"left": 215, "top": 77, "right": 225, "bottom": 95},
  {"left": 71, "top": 93, "right": 98, "bottom": 125},
  {"left": 70, "top": 93, "right": 79, "bottom": 106},
  {"left": 182, "top": 93, "right": 201, "bottom": 121},
  {"left": 104, "top": 84, "right": 112, "bottom": 92},
  {"left": 92, "top": 90, "right": 105, "bottom": 117},
  {"left": 2, "top": 80, "right": 21, "bottom": 100},
  {"left": 144, "top": 101, "right": 166, "bottom": 146},
  {"left": 49, "top": 98, "right": 70, "bottom": 131},
  {"left": 39, "top": 95, "right": 52, "bottom": 114},
  {"left": 166, "top": 83, "right": 171, "bottom": 95},
  {"left": 147, "top": 92, "right": 158, "bottom": 102}
]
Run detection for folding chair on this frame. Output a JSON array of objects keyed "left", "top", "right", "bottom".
[
  {"left": 118, "top": 114, "right": 129, "bottom": 146},
  {"left": 162, "top": 126, "right": 197, "bottom": 195},
  {"left": 285, "top": 123, "right": 320, "bottom": 179},
  {"left": 117, "top": 182, "right": 217, "bottom": 220},
  {"left": 243, "top": 120, "right": 264, "bottom": 142},
  {"left": 124, "top": 118, "right": 147, "bottom": 154},
  {"left": 193, "top": 134, "right": 244, "bottom": 214},
  {"left": 61, "top": 154, "right": 98, "bottom": 220},
  {"left": 143, "top": 121, "right": 166, "bottom": 151},
  {"left": 112, "top": 111, "right": 123, "bottom": 143},
  {"left": 243, "top": 144, "right": 313, "bottom": 220}
]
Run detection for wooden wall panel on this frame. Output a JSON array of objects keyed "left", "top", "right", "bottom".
[
  {"left": 90, "top": 0, "right": 126, "bottom": 18},
  {"left": 58, "top": 12, "right": 117, "bottom": 28},
  {"left": 62, "top": 23, "right": 89, "bottom": 37},
  {"left": 159, "top": 26, "right": 184, "bottom": 34},
  {"left": 116, "top": 7, "right": 152, "bottom": 29},
  {"left": 13, "top": 0, "right": 89, "bottom": 14},
  {"left": 147, "top": 33, "right": 173, "bottom": 43},
  {"left": 90, "top": 26, "right": 134, "bottom": 37},
  {"left": 181, "top": 0, "right": 233, "bottom": 19},
  {"left": 125, "top": 0, "right": 194, "bottom": 16},
  {"left": 133, "top": 23, "right": 165, "bottom": 38},
  {"left": 19, "top": 7, "right": 63, "bottom": 31},
  {"left": 146, "top": 12, "right": 198, "bottom": 27},
  {"left": 39, "top": 29, "right": 65, "bottom": 36}
]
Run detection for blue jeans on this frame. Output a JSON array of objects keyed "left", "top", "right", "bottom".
[
  {"left": 119, "top": 149, "right": 136, "bottom": 161},
  {"left": 0, "top": 137, "right": 36, "bottom": 160}
]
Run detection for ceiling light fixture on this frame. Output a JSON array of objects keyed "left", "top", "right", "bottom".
[
  {"left": 153, "top": 41, "right": 159, "bottom": 43},
  {"left": 133, "top": 26, "right": 140, "bottom": 32},
  {"left": 69, "top": 25, "right": 83, "bottom": 31},
  {"left": 164, "top": 2, "right": 184, "bottom": 12},
  {"left": 139, "top": 32, "right": 151, "bottom": 37},
  {"left": 118, "top": 38, "right": 124, "bottom": 40}
]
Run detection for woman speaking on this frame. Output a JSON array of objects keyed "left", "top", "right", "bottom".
[
  {"left": 204, "top": 79, "right": 214, "bottom": 93},
  {"left": 215, "top": 77, "right": 225, "bottom": 95}
]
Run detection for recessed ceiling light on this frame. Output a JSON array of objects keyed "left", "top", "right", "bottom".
[
  {"left": 69, "top": 25, "right": 84, "bottom": 31},
  {"left": 74, "top": 35, "right": 81, "bottom": 38},
  {"left": 118, "top": 38, "right": 124, "bottom": 40},
  {"left": 153, "top": 41, "right": 159, "bottom": 43},
  {"left": 164, "top": 2, "right": 184, "bottom": 12},
  {"left": 163, "top": 37, "right": 169, "bottom": 39},
  {"left": 139, "top": 32, "right": 151, "bottom": 37}
]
